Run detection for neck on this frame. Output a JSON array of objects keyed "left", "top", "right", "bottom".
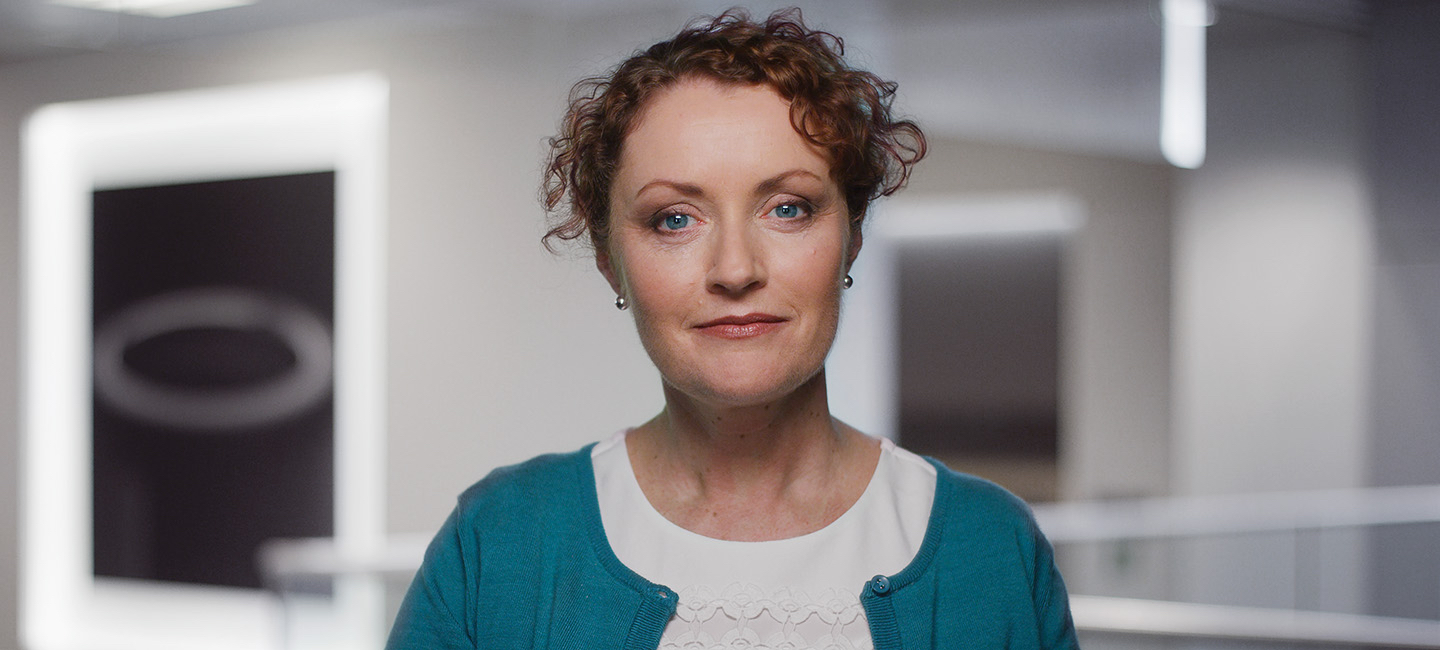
[
  {"left": 627, "top": 369, "right": 882, "bottom": 541},
  {"left": 635, "top": 369, "right": 848, "bottom": 497}
]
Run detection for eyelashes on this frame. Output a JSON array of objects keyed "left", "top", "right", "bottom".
[
  {"left": 768, "top": 201, "right": 811, "bottom": 220},
  {"left": 648, "top": 199, "right": 815, "bottom": 234}
]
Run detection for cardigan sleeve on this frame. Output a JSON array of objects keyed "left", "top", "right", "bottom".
[
  {"left": 386, "top": 506, "right": 476, "bottom": 650},
  {"left": 1029, "top": 519, "right": 1080, "bottom": 649}
]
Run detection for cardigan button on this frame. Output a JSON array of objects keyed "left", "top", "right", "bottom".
[{"left": 870, "top": 575, "right": 891, "bottom": 594}]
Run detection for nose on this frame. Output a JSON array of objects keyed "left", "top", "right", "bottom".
[{"left": 706, "top": 222, "right": 765, "bottom": 295}]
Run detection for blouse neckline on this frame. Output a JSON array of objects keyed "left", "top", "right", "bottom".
[
  {"left": 602, "top": 429, "right": 893, "bottom": 547},
  {"left": 575, "top": 438, "right": 953, "bottom": 598}
]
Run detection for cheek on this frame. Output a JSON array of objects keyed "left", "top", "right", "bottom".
[
  {"left": 774, "top": 245, "right": 846, "bottom": 328},
  {"left": 796, "top": 239, "right": 847, "bottom": 286},
  {"left": 619, "top": 249, "right": 702, "bottom": 331},
  {"left": 625, "top": 255, "right": 681, "bottom": 300}
]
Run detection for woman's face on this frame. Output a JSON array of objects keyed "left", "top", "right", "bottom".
[{"left": 600, "top": 78, "right": 857, "bottom": 408}]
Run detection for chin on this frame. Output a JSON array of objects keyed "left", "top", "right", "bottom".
[{"left": 669, "top": 364, "right": 825, "bottom": 409}]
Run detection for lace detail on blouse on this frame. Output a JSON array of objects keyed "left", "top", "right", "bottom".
[{"left": 661, "top": 583, "right": 871, "bottom": 650}]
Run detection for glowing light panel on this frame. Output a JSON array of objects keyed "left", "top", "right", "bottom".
[
  {"left": 46, "top": 0, "right": 255, "bottom": 18},
  {"left": 22, "top": 74, "right": 389, "bottom": 650},
  {"left": 1162, "top": 0, "right": 1210, "bottom": 169}
]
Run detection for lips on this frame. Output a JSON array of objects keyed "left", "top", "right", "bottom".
[{"left": 694, "top": 313, "right": 786, "bottom": 339}]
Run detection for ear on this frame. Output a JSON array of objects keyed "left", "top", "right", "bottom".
[
  {"left": 845, "top": 226, "right": 864, "bottom": 270},
  {"left": 596, "top": 246, "right": 625, "bottom": 296}
]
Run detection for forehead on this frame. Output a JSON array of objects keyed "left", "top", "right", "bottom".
[
  {"left": 633, "top": 78, "right": 787, "bottom": 131},
  {"left": 616, "top": 79, "right": 831, "bottom": 185}
]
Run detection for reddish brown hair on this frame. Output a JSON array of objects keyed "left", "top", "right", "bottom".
[{"left": 541, "top": 7, "right": 926, "bottom": 252}]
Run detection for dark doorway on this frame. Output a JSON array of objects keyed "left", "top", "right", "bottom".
[{"left": 896, "top": 233, "right": 1062, "bottom": 502}]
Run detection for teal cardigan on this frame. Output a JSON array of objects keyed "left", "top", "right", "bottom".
[{"left": 387, "top": 445, "right": 1078, "bottom": 649}]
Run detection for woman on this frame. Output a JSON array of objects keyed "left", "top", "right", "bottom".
[{"left": 388, "top": 9, "right": 1077, "bottom": 650}]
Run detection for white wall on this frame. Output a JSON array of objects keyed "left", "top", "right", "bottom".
[
  {"left": 1175, "top": 18, "right": 1373, "bottom": 496},
  {"left": 1170, "top": 10, "right": 1371, "bottom": 613},
  {"left": 1172, "top": 12, "right": 1371, "bottom": 496}
]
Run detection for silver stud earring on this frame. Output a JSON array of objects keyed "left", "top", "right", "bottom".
[
  {"left": 615, "top": 295, "right": 628, "bottom": 310},
  {"left": 843, "top": 274, "right": 854, "bottom": 289}
]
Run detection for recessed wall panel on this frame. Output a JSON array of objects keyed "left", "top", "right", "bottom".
[{"left": 91, "top": 172, "right": 336, "bottom": 589}]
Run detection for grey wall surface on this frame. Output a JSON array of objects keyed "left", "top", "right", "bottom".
[
  {"left": 1171, "top": 7, "right": 1372, "bottom": 614},
  {"left": 1173, "top": 8, "right": 1372, "bottom": 498},
  {"left": 1369, "top": 0, "right": 1440, "bottom": 496},
  {"left": 1368, "top": 0, "right": 1440, "bottom": 621},
  {"left": 1, "top": 55, "right": 18, "bottom": 650}
]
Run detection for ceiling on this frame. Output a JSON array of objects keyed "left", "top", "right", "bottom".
[{"left": 0, "top": 0, "right": 1372, "bottom": 161}]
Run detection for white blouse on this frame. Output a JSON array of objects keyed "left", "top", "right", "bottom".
[{"left": 592, "top": 430, "right": 937, "bottom": 650}]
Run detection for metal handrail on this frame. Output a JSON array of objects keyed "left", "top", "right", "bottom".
[
  {"left": 1031, "top": 484, "right": 1440, "bottom": 542},
  {"left": 1072, "top": 595, "right": 1440, "bottom": 648},
  {"left": 259, "top": 535, "right": 427, "bottom": 584}
]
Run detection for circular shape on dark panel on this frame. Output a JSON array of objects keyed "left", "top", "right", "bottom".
[{"left": 93, "top": 287, "right": 333, "bottom": 431}]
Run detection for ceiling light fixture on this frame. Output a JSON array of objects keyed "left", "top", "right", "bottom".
[
  {"left": 1161, "top": 0, "right": 1212, "bottom": 169},
  {"left": 45, "top": 0, "right": 256, "bottom": 18}
]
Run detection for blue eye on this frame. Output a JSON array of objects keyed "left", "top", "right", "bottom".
[
  {"left": 771, "top": 203, "right": 805, "bottom": 219},
  {"left": 662, "top": 213, "right": 691, "bottom": 230}
]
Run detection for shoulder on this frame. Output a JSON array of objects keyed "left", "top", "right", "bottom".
[
  {"left": 902, "top": 459, "right": 1078, "bottom": 649},
  {"left": 452, "top": 445, "right": 597, "bottom": 525},
  {"left": 932, "top": 462, "right": 1034, "bottom": 515},
  {"left": 923, "top": 458, "right": 1047, "bottom": 545}
]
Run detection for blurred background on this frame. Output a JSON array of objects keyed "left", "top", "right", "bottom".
[{"left": 0, "top": 0, "right": 1437, "bottom": 648}]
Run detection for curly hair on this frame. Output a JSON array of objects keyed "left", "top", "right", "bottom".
[{"left": 541, "top": 7, "right": 926, "bottom": 253}]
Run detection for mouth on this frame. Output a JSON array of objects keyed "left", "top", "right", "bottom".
[{"left": 694, "top": 313, "right": 786, "bottom": 339}]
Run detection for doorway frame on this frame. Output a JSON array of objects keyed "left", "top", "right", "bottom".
[{"left": 829, "top": 192, "right": 1084, "bottom": 452}]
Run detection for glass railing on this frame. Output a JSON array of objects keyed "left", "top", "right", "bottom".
[{"left": 259, "top": 485, "right": 1440, "bottom": 649}]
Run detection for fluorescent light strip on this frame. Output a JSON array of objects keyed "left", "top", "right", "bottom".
[
  {"left": 45, "top": 0, "right": 255, "bottom": 18},
  {"left": 877, "top": 194, "right": 1085, "bottom": 241},
  {"left": 1162, "top": 0, "right": 1210, "bottom": 169}
]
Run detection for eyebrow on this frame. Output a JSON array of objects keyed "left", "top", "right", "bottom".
[
  {"left": 755, "top": 169, "right": 825, "bottom": 196},
  {"left": 635, "top": 179, "right": 704, "bottom": 198},
  {"left": 634, "top": 169, "right": 827, "bottom": 201}
]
